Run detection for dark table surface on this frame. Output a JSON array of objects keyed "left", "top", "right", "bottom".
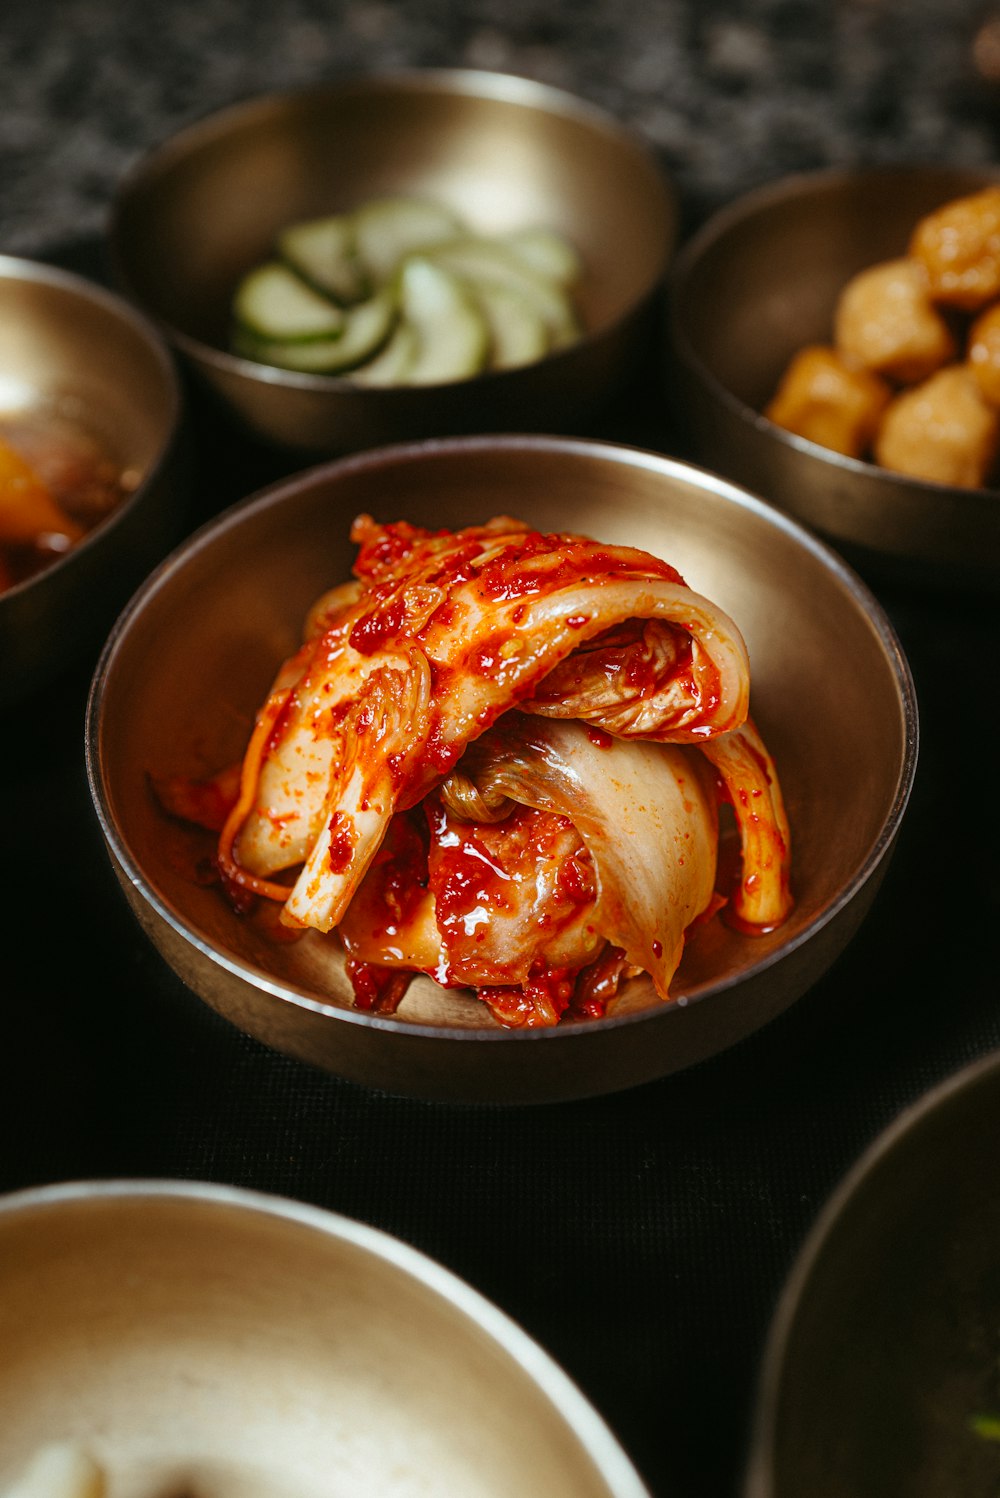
[{"left": 3, "top": 3, "right": 1000, "bottom": 1495}]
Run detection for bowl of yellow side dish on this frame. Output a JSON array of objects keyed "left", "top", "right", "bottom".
[
  {"left": 667, "top": 165, "right": 1000, "bottom": 588},
  {"left": 86, "top": 435, "right": 917, "bottom": 1104},
  {"left": 0, "top": 1179, "right": 650, "bottom": 1497},
  {"left": 0, "top": 257, "right": 186, "bottom": 705},
  {"left": 109, "top": 69, "right": 676, "bottom": 456}
]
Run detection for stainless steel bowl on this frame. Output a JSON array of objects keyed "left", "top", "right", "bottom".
[
  {"left": 110, "top": 70, "right": 676, "bottom": 454},
  {"left": 86, "top": 435, "right": 917, "bottom": 1104},
  {"left": 0, "top": 256, "right": 186, "bottom": 705},
  {"left": 0, "top": 1178, "right": 648, "bottom": 1496},
  {"left": 667, "top": 165, "right": 1000, "bottom": 588},
  {"left": 745, "top": 1049, "right": 1000, "bottom": 1498}
]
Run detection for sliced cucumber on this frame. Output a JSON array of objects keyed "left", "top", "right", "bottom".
[
  {"left": 470, "top": 280, "right": 552, "bottom": 370},
  {"left": 348, "top": 319, "right": 419, "bottom": 386},
  {"left": 398, "top": 258, "right": 489, "bottom": 385},
  {"left": 499, "top": 226, "right": 583, "bottom": 286},
  {"left": 234, "top": 287, "right": 397, "bottom": 374},
  {"left": 277, "top": 214, "right": 368, "bottom": 304},
  {"left": 233, "top": 261, "right": 345, "bottom": 341},
  {"left": 424, "top": 238, "right": 581, "bottom": 346},
  {"left": 353, "top": 196, "right": 465, "bottom": 286},
  {"left": 231, "top": 198, "right": 584, "bottom": 383}
]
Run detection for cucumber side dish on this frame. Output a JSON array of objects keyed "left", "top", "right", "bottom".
[{"left": 230, "top": 195, "right": 584, "bottom": 385}]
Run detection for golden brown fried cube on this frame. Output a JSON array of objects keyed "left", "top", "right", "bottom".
[
  {"left": 967, "top": 301, "right": 1000, "bottom": 406},
  {"left": 833, "top": 257, "right": 956, "bottom": 383},
  {"left": 909, "top": 185, "right": 1000, "bottom": 310},
  {"left": 765, "top": 344, "right": 891, "bottom": 458},
  {"left": 874, "top": 364, "right": 998, "bottom": 488}
]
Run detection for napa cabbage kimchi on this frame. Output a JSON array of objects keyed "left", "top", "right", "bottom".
[{"left": 162, "top": 514, "right": 793, "bottom": 1028}]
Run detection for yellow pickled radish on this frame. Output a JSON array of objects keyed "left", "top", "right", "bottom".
[{"left": 0, "top": 434, "right": 83, "bottom": 544}]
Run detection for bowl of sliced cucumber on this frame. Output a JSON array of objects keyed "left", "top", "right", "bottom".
[{"left": 109, "top": 69, "right": 676, "bottom": 454}]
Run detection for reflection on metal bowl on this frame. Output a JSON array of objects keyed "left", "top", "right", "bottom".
[
  {"left": 86, "top": 435, "right": 917, "bottom": 1104},
  {"left": 110, "top": 69, "right": 676, "bottom": 454},
  {"left": 0, "top": 1178, "right": 649, "bottom": 1496},
  {"left": 745, "top": 1049, "right": 1000, "bottom": 1498}
]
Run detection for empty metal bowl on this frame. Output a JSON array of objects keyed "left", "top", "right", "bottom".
[
  {"left": 0, "top": 1178, "right": 649, "bottom": 1496},
  {"left": 0, "top": 256, "right": 185, "bottom": 705},
  {"left": 109, "top": 69, "right": 676, "bottom": 455},
  {"left": 86, "top": 435, "right": 917, "bottom": 1105},
  {"left": 745, "top": 1048, "right": 1000, "bottom": 1498},
  {"left": 667, "top": 166, "right": 1000, "bottom": 588}
]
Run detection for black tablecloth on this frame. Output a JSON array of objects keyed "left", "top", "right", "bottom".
[{"left": 4, "top": 4, "right": 1000, "bottom": 1492}]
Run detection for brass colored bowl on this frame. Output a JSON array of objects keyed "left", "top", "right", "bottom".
[
  {"left": 0, "top": 256, "right": 185, "bottom": 705},
  {"left": 667, "top": 166, "right": 1000, "bottom": 588},
  {"left": 109, "top": 70, "right": 676, "bottom": 454},
  {"left": 0, "top": 1179, "right": 649, "bottom": 1495},
  {"left": 745, "top": 1049, "right": 1000, "bottom": 1498},
  {"left": 86, "top": 436, "right": 917, "bottom": 1104}
]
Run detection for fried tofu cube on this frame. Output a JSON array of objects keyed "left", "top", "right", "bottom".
[
  {"left": 967, "top": 300, "right": 1000, "bottom": 406},
  {"left": 765, "top": 344, "right": 891, "bottom": 458},
  {"left": 833, "top": 257, "right": 956, "bottom": 384},
  {"left": 874, "top": 364, "right": 998, "bottom": 488},
  {"left": 909, "top": 185, "right": 1000, "bottom": 310}
]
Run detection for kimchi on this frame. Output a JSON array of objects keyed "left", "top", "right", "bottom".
[{"left": 177, "top": 514, "right": 792, "bottom": 1028}]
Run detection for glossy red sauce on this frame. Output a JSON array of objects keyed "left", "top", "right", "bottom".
[
  {"left": 326, "top": 812, "right": 355, "bottom": 874},
  {"left": 468, "top": 636, "right": 504, "bottom": 675},
  {"left": 371, "top": 814, "right": 429, "bottom": 920},
  {"left": 570, "top": 945, "right": 629, "bottom": 1020},
  {"left": 351, "top": 518, "right": 437, "bottom": 577},
  {"left": 478, "top": 964, "right": 577, "bottom": 1028},
  {"left": 433, "top": 598, "right": 458, "bottom": 630},
  {"left": 585, "top": 726, "right": 613, "bottom": 749},
  {"left": 555, "top": 850, "right": 597, "bottom": 904},
  {"left": 346, "top": 958, "right": 410, "bottom": 1013},
  {"left": 423, "top": 543, "right": 482, "bottom": 589},
  {"left": 426, "top": 799, "right": 517, "bottom": 939},
  {"left": 407, "top": 714, "right": 461, "bottom": 788},
  {"left": 264, "top": 691, "right": 300, "bottom": 755},
  {"left": 475, "top": 536, "right": 684, "bottom": 602},
  {"left": 349, "top": 588, "right": 407, "bottom": 655}
]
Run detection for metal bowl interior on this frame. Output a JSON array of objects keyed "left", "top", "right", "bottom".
[
  {"left": 0, "top": 256, "right": 186, "bottom": 705},
  {"left": 667, "top": 166, "right": 1000, "bottom": 587},
  {"left": 0, "top": 1179, "right": 647, "bottom": 1497},
  {"left": 745, "top": 1048, "right": 1000, "bottom": 1498},
  {"left": 86, "top": 436, "right": 917, "bottom": 1104},
  {"left": 110, "top": 70, "right": 676, "bottom": 453}
]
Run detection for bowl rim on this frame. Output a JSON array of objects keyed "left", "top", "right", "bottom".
[
  {"left": 0, "top": 252, "right": 184, "bottom": 603},
  {"left": 85, "top": 432, "right": 919, "bottom": 1047},
  {"left": 667, "top": 161, "right": 1000, "bottom": 502},
  {"left": 0, "top": 1175, "right": 650, "bottom": 1494},
  {"left": 741, "top": 1044, "right": 1000, "bottom": 1497},
  {"left": 108, "top": 66, "right": 677, "bottom": 393}
]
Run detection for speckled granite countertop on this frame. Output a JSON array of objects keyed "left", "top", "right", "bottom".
[{"left": 4, "top": 0, "right": 1000, "bottom": 260}]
